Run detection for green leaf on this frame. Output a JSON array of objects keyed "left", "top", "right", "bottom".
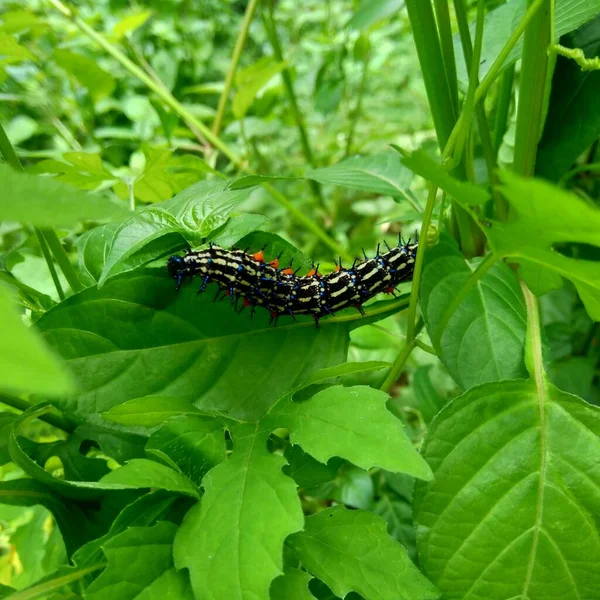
[
  {"left": 112, "top": 11, "right": 152, "bottom": 39},
  {"left": 232, "top": 57, "right": 287, "bottom": 119},
  {"left": 5, "top": 565, "right": 104, "bottom": 600},
  {"left": 373, "top": 495, "right": 417, "bottom": 561},
  {"left": 0, "top": 285, "right": 73, "bottom": 396},
  {"left": 306, "top": 152, "right": 416, "bottom": 204},
  {"left": 174, "top": 422, "right": 303, "bottom": 600},
  {"left": 5, "top": 115, "right": 38, "bottom": 145},
  {"left": 85, "top": 522, "right": 193, "bottom": 600},
  {"left": 36, "top": 269, "right": 353, "bottom": 421},
  {"left": 74, "top": 490, "right": 181, "bottom": 567},
  {"left": 397, "top": 148, "right": 490, "bottom": 205},
  {"left": 283, "top": 444, "right": 342, "bottom": 489},
  {"left": 100, "top": 458, "right": 200, "bottom": 497},
  {"left": 0, "top": 32, "right": 36, "bottom": 62},
  {"left": 455, "top": 0, "right": 600, "bottom": 84},
  {"left": 30, "top": 152, "right": 117, "bottom": 191},
  {"left": 146, "top": 415, "right": 226, "bottom": 485},
  {"left": 414, "top": 379, "right": 600, "bottom": 600},
  {"left": 271, "top": 568, "right": 315, "bottom": 600},
  {"left": 98, "top": 179, "right": 257, "bottom": 284},
  {"left": 103, "top": 396, "right": 203, "bottom": 428},
  {"left": 536, "top": 16, "right": 600, "bottom": 180},
  {"left": 296, "top": 361, "right": 391, "bottom": 389},
  {"left": 288, "top": 507, "right": 439, "bottom": 600},
  {"left": 54, "top": 49, "right": 115, "bottom": 100},
  {"left": 208, "top": 213, "right": 268, "bottom": 248},
  {"left": 420, "top": 234, "right": 528, "bottom": 389},
  {"left": 489, "top": 171, "right": 600, "bottom": 320},
  {"left": 0, "top": 164, "right": 129, "bottom": 227},
  {"left": 346, "top": 0, "right": 405, "bottom": 30},
  {"left": 269, "top": 385, "right": 433, "bottom": 480}
]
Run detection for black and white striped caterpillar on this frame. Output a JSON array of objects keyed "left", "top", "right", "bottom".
[{"left": 167, "top": 239, "right": 418, "bottom": 326}]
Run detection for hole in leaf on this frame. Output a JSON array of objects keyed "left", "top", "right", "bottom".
[{"left": 552, "top": 242, "right": 600, "bottom": 261}]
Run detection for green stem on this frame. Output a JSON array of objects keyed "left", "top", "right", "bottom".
[
  {"left": 37, "top": 230, "right": 65, "bottom": 301},
  {"left": 513, "top": 0, "right": 552, "bottom": 176},
  {"left": 0, "top": 394, "right": 75, "bottom": 433},
  {"left": 433, "top": 0, "right": 459, "bottom": 116},
  {"left": 380, "top": 320, "right": 424, "bottom": 394},
  {"left": 344, "top": 43, "right": 370, "bottom": 158},
  {"left": 415, "top": 338, "right": 437, "bottom": 355},
  {"left": 405, "top": 0, "right": 457, "bottom": 149},
  {"left": 212, "top": 0, "right": 260, "bottom": 137},
  {"left": 0, "top": 123, "right": 78, "bottom": 298},
  {"left": 45, "top": 0, "right": 243, "bottom": 168},
  {"left": 492, "top": 63, "right": 515, "bottom": 153},
  {"left": 42, "top": 229, "right": 83, "bottom": 293},
  {"left": 262, "top": 3, "right": 326, "bottom": 210},
  {"left": 432, "top": 253, "right": 499, "bottom": 348}
]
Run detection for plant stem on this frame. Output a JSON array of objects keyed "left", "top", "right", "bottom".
[
  {"left": 262, "top": 3, "right": 326, "bottom": 210},
  {"left": 380, "top": 320, "right": 424, "bottom": 394},
  {"left": 42, "top": 230, "right": 83, "bottom": 293},
  {"left": 404, "top": 0, "right": 457, "bottom": 149},
  {"left": 344, "top": 42, "right": 370, "bottom": 158},
  {"left": 212, "top": 0, "right": 260, "bottom": 137},
  {"left": 37, "top": 231, "right": 65, "bottom": 301},
  {"left": 513, "top": 0, "right": 552, "bottom": 176},
  {"left": 433, "top": 0, "right": 459, "bottom": 116},
  {"left": 492, "top": 63, "right": 515, "bottom": 153},
  {"left": 0, "top": 394, "right": 75, "bottom": 433}
]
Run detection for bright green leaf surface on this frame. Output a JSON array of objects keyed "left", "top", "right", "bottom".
[
  {"left": 270, "top": 568, "right": 315, "bottom": 600},
  {"left": 288, "top": 507, "right": 439, "bottom": 600},
  {"left": 398, "top": 149, "right": 490, "bottom": 205},
  {"left": 269, "top": 385, "right": 433, "bottom": 480},
  {"left": 347, "top": 0, "right": 405, "bottom": 30},
  {"left": 0, "top": 32, "right": 36, "bottom": 62},
  {"left": 414, "top": 379, "right": 600, "bottom": 600},
  {"left": 0, "top": 164, "right": 129, "bottom": 227},
  {"left": 174, "top": 422, "right": 303, "bottom": 600},
  {"left": 100, "top": 458, "right": 199, "bottom": 497},
  {"left": 36, "top": 269, "right": 352, "bottom": 421},
  {"left": 103, "top": 396, "right": 203, "bottom": 428},
  {"left": 146, "top": 415, "right": 226, "bottom": 485},
  {"left": 306, "top": 152, "right": 415, "bottom": 202},
  {"left": 420, "top": 235, "right": 528, "bottom": 389},
  {"left": 85, "top": 521, "right": 193, "bottom": 600},
  {"left": 0, "top": 285, "right": 73, "bottom": 396},
  {"left": 490, "top": 172, "right": 600, "bottom": 320}
]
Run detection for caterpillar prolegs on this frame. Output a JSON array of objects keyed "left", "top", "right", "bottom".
[{"left": 167, "top": 239, "right": 418, "bottom": 327}]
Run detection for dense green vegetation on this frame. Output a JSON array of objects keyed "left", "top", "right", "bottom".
[{"left": 1, "top": 0, "right": 600, "bottom": 598}]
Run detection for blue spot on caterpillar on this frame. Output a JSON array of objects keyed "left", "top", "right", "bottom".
[{"left": 167, "top": 239, "right": 418, "bottom": 327}]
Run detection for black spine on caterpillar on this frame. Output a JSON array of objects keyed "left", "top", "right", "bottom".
[{"left": 167, "top": 240, "right": 418, "bottom": 327}]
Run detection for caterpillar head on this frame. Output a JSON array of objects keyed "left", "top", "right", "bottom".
[{"left": 167, "top": 255, "right": 186, "bottom": 279}]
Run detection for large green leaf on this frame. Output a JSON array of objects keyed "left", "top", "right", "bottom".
[
  {"left": 85, "top": 522, "right": 193, "bottom": 600},
  {"left": 268, "top": 385, "right": 432, "bottom": 480},
  {"left": 36, "top": 268, "right": 399, "bottom": 421},
  {"left": 455, "top": 0, "right": 600, "bottom": 83},
  {"left": 174, "top": 422, "right": 303, "bottom": 600},
  {"left": 287, "top": 507, "right": 439, "bottom": 600},
  {"left": 0, "top": 164, "right": 129, "bottom": 227},
  {"left": 0, "top": 285, "right": 73, "bottom": 396},
  {"left": 270, "top": 568, "right": 315, "bottom": 600},
  {"left": 306, "top": 152, "right": 416, "bottom": 206},
  {"left": 146, "top": 415, "right": 226, "bottom": 485},
  {"left": 490, "top": 171, "right": 600, "bottom": 320},
  {"left": 420, "top": 234, "right": 528, "bottom": 389},
  {"left": 536, "top": 15, "right": 600, "bottom": 180},
  {"left": 414, "top": 379, "right": 600, "bottom": 600},
  {"left": 54, "top": 49, "right": 115, "bottom": 100},
  {"left": 97, "top": 179, "right": 259, "bottom": 284}
]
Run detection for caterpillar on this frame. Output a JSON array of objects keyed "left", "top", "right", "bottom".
[{"left": 167, "top": 239, "right": 418, "bottom": 327}]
